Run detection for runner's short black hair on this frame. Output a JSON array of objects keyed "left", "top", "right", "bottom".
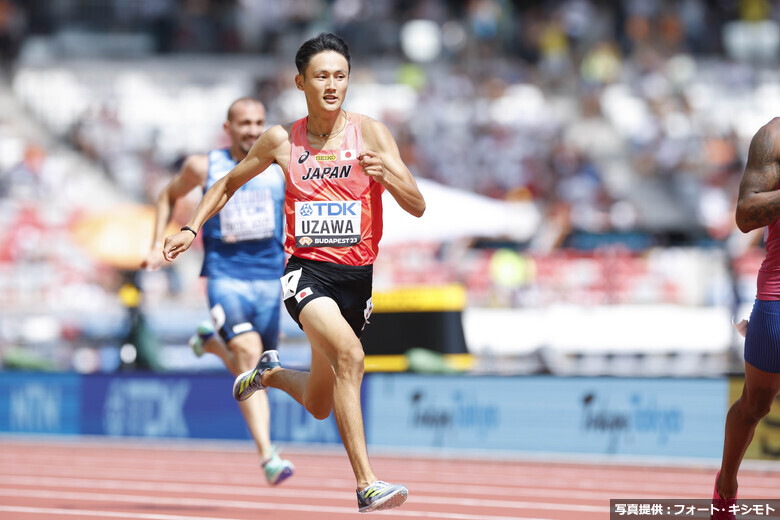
[{"left": 295, "top": 33, "right": 351, "bottom": 75}]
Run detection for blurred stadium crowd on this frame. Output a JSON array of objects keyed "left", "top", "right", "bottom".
[{"left": 0, "top": 0, "right": 777, "bottom": 373}]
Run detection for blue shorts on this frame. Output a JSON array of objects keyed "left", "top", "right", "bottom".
[
  {"left": 745, "top": 299, "right": 780, "bottom": 373},
  {"left": 206, "top": 277, "right": 282, "bottom": 351}
]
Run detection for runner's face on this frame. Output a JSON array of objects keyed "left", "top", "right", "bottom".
[
  {"left": 298, "top": 51, "right": 349, "bottom": 113},
  {"left": 226, "top": 102, "right": 266, "bottom": 155}
]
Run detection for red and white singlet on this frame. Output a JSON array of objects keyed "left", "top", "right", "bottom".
[{"left": 285, "top": 111, "right": 384, "bottom": 266}]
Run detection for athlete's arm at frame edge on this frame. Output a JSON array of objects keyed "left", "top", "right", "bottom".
[{"left": 736, "top": 118, "right": 780, "bottom": 233}]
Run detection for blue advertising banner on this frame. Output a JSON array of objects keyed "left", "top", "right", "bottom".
[
  {"left": 80, "top": 372, "right": 341, "bottom": 444},
  {"left": 0, "top": 371, "right": 727, "bottom": 459},
  {"left": 364, "top": 374, "right": 727, "bottom": 458},
  {"left": 82, "top": 373, "right": 245, "bottom": 439},
  {"left": 0, "top": 372, "right": 80, "bottom": 435},
  {"left": 268, "top": 390, "right": 342, "bottom": 445}
]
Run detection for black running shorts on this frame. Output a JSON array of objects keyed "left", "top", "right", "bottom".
[{"left": 281, "top": 255, "right": 374, "bottom": 338}]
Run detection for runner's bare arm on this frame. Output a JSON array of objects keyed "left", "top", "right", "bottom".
[
  {"left": 360, "top": 117, "right": 425, "bottom": 218},
  {"left": 736, "top": 118, "right": 780, "bottom": 233},
  {"left": 163, "top": 125, "right": 290, "bottom": 261},
  {"left": 142, "top": 155, "right": 207, "bottom": 270}
]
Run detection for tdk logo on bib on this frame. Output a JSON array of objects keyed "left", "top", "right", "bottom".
[
  {"left": 295, "top": 200, "right": 361, "bottom": 248},
  {"left": 301, "top": 202, "right": 358, "bottom": 217},
  {"left": 300, "top": 203, "right": 313, "bottom": 217}
]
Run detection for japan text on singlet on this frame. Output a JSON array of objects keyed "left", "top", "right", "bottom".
[
  {"left": 286, "top": 112, "right": 384, "bottom": 266},
  {"left": 200, "top": 149, "right": 286, "bottom": 280},
  {"left": 758, "top": 218, "right": 780, "bottom": 300}
]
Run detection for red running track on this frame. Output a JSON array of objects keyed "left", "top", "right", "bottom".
[{"left": 1, "top": 437, "right": 780, "bottom": 519}]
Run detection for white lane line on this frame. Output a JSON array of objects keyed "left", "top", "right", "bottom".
[
  {"left": 0, "top": 446, "right": 775, "bottom": 490},
  {"left": 0, "top": 470, "right": 664, "bottom": 505},
  {"left": 0, "top": 504, "right": 570, "bottom": 520},
  {"left": 0, "top": 450, "right": 717, "bottom": 484},
  {"left": 0, "top": 488, "right": 592, "bottom": 520},
  {"left": 0, "top": 461, "right": 772, "bottom": 498},
  {"left": 0, "top": 452, "right": 769, "bottom": 495},
  {"left": 0, "top": 474, "right": 608, "bottom": 513},
  {"left": 0, "top": 505, "right": 243, "bottom": 520},
  {"left": 0, "top": 473, "right": 596, "bottom": 503}
]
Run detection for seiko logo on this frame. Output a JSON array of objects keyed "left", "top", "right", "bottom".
[{"left": 298, "top": 151, "right": 310, "bottom": 163}]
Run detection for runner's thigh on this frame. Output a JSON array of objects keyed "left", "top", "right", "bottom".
[{"left": 299, "top": 297, "right": 362, "bottom": 362}]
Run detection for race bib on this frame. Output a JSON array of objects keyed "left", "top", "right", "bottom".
[
  {"left": 220, "top": 189, "right": 275, "bottom": 242},
  {"left": 294, "top": 200, "right": 361, "bottom": 248}
]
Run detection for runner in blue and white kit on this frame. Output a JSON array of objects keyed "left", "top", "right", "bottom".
[{"left": 142, "top": 97, "right": 294, "bottom": 485}]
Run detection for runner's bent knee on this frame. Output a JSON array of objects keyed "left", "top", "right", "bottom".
[
  {"left": 301, "top": 344, "right": 336, "bottom": 420},
  {"left": 333, "top": 343, "right": 364, "bottom": 378},
  {"left": 742, "top": 387, "right": 777, "bottom": 420},
  {"left": 303, "top": 394, "right": 333, "bottom": 420}
]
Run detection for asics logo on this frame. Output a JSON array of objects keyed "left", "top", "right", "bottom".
[{"left": 298, "top": 151, "right": 310, "bottom": 163}]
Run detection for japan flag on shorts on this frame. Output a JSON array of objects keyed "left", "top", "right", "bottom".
[
  {"left": 295, "top": 287, "right": 312, "bottom": 303},
  {"left": 340, "top": 149, "right": 356, "bottom": 161}
]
